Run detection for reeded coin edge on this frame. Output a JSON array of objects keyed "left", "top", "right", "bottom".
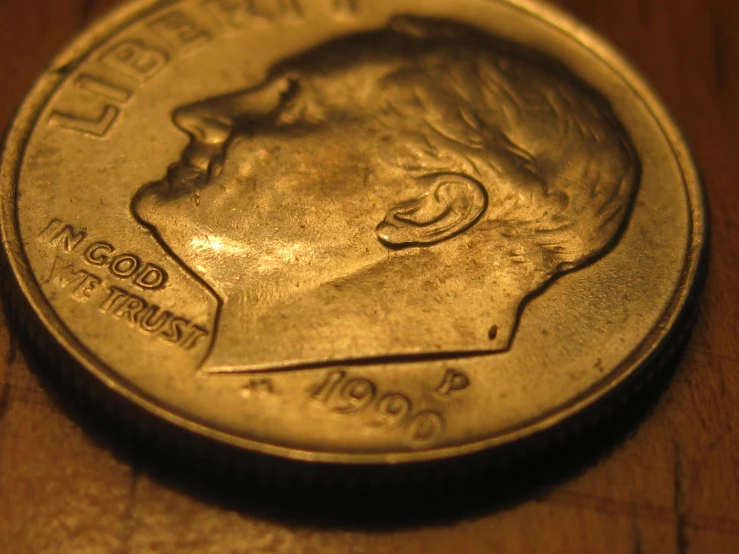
[{"left": 0, "top": 0, "right": 708, "bottom": 465}]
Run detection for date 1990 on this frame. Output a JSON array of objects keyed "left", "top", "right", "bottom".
[{"left": 311, "top": 370, "right": 445, "bottom": 443}]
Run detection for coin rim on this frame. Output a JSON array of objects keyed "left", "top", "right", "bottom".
[{"left": 0, "top": 0, "right": 707, "bottom": 464}]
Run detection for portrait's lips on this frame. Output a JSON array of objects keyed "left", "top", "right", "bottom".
[
  {"left": 162, "top": 161, "right": 209, "bottom": 195},
  {"left": 132, "top": 154, "right": 215, "bottom": 227},
  {"left": 131, "top": 179, "right": 164, "bottom": 226}
]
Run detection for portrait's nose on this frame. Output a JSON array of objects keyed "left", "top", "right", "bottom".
[{"left": 172, "top": 74, "right": 298, "bottom": 145}]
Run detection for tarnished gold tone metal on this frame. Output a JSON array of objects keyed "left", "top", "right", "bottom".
[{"left": 0, "top": 0, "right": 706, "bottom": 465}]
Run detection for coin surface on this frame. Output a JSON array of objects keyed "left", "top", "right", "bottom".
[{"left": 0, "top": 0, "right": 706, "bottom": 465}]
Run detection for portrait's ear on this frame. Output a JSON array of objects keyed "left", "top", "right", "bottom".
[{"left": 376, "top": 173, "right": 488, "bottom": 249}]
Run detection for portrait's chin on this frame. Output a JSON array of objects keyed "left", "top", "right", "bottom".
[
  {"left": 131, "top": 181, "right": 165, "bottom": 228},
  {"left": 131, "top": 182, "right": 205, "bottom": 279}
]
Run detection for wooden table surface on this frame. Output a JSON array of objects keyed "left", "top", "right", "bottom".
[{"left": 0, "top": 1, "right": 737, "bottom": 552}]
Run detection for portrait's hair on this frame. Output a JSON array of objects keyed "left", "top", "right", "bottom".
[{"left": 269, "top": 16, "right": 640, "bottom": 280}]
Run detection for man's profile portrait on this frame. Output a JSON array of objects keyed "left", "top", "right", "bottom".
[{"left": 132, "top": 17, "right": 639, "bottom": 374}]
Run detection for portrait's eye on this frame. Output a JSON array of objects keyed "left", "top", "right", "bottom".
[
  {"left": 515, "top": 154, "right": 538, "bottom": 176},
  {"left": 272, "top": 77, "right": 306, "bottom": 126},
  {"left": 274, "top": 97, "right": 306, "bottom": 126}
]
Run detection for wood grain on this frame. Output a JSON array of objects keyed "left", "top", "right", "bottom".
[{"left": 0, "top": 1, "right": 737, "bottom": 552}]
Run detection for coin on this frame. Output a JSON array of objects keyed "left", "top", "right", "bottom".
[{"left": 0, "top": 0, "right": 706, "bottom": 466}]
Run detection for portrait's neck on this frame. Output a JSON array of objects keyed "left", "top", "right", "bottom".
[{"left": 200, "top": 247, "right": 536, "bottom": 375}]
